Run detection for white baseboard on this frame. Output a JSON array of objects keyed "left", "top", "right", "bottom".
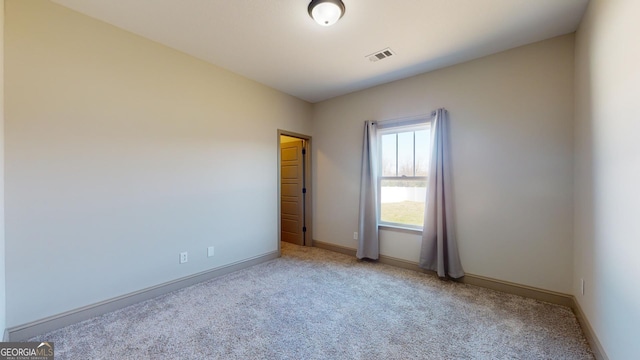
[
  {"left": 312, "top": 239, "right": 608, "bottom": 360},
  {"left": 5, "top": 251, "right": 279, "bottom": 341}
]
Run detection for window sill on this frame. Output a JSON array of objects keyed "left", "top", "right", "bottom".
[{"left": 378, "top": 225, "right": 423, "bottom": 235}]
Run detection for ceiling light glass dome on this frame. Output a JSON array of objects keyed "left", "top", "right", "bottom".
[{"left": 308, "top": 0, "right": 345, "bottom": 27}]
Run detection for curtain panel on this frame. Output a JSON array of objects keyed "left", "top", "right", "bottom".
[
  {"left": 419, "top": 109, "right": 464, "bottom": 278},
  {"left": 357, "top": 121, "right": 379, "bottom": 259}
]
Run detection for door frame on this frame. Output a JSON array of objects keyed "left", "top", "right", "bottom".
[{"left": 277, "top": 130, "right": 313, "bottom": 253}]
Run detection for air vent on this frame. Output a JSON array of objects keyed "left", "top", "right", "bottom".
[{"left": 366, "top": 48, "right": 395, "bottom": 62}]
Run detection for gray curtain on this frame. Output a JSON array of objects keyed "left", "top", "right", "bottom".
[
  {"left": 357, "top": 121, "right": 379, "bottom": 259},
  {"left": 419, "top": 109, "right": 464, "bottom": 278}
]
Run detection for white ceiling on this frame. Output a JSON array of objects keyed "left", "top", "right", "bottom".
[{"left": 51, "top": 0, "right": 589, "bottom": 103}]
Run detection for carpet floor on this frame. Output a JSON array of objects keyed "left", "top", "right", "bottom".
[{"left": 31, "top": 242, "right": 594, "bottom": 359}]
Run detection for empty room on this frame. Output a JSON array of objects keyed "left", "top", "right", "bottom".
[{"left": 0, "top": 0, "right": 638, "bottom": 359}]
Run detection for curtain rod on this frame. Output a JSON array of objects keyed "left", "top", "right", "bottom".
[
  {"left": 370, "top": 110, "right": 443, "bottom": 125},
  {"left": 371, "top": 113, "right": 435, "bottom": 127}
]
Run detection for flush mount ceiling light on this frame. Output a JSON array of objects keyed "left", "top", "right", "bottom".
[{"left": 308, "top": 0, "right": 346, "bottom": 27}]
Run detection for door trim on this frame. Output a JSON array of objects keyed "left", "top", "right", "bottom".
[{"left": 277, "top": 130, "right": 312, "bottom": 253}]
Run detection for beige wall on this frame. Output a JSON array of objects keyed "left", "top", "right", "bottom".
[
  {"left": 4, "top": 0, "right": 311, "bottom": 327},
  {"left": 312, "top": 35, "right": 575, "bottom": 293},
  {"left": 574, "top": 0, "right": 640, "bottom": 358},
  {"left": 0, "top": 0, "right": 6, "bottom": 335}
]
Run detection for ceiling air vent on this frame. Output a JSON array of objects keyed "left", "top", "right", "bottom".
[{"left": 366, "top": 48, "right": 395, "bottom": 62}]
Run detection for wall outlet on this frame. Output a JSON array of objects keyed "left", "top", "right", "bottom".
[
  {"left": 180, "top": 252, "right": 188, "bottom": 264},
  {"left": 207, "top": 246, "right": 215, "bottom": 257},
  {"left": 353, "top": 232, "right": 358, "bottom": 240},
  {"left": 580, "top": 278, "right": 585, "bottom": 295}
]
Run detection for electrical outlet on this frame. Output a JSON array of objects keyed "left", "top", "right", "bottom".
[
  {"left": 353, "top": 232, "right": 358, "bottom": 240},
  {"left": 208, "top": 246, "right": 215, "bottom": 257},
  {"left": 180, "top": 252, "right": 188, "bottom": 264},
  {"left": 580, "top": 278, "right": 585, "bottom": 295}
]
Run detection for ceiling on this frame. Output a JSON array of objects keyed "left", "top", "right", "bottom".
[{"left": 51, "top": 0, "right": 590, "bottom": 103}]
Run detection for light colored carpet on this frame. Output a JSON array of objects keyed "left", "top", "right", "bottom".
[{"left": 31, "top": 242, "right": 593, "bottom": 359}]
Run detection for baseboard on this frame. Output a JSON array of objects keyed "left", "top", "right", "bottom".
[
  {"left": 571, "top": 296, "right": 608, "bottom": 360},
  {"left": 312, "top": 239, "right": 608, "bottom": 359},
  {"left": 458, "top": 273, "right": 574, "bottom": 307},
  {"left": 312, "top": 240, "right": 356, "bottom": 256},
  {"left": 6, "top": 251, "right": 279, "bottom": 341}
]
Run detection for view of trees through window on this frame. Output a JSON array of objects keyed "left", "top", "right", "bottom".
[{"left": 379, "top": 125, "right": 430, "bottom": 227}]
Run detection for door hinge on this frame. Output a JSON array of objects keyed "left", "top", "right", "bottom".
[
  {"left": 302, "top": 148, "right": 306, "bottom": 155},
  {"left": 303, "top": 226, "right": 307, "bottom": 232},
  {"left": 302, "top": 188, "right": 307, "bottom": 194}
]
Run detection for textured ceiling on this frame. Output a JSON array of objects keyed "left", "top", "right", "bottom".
[{"left": 51, "top": 0, "right": 590, "bottom": 103}]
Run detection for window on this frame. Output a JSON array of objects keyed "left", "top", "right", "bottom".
[{"left": 378, "top": 122, "right": 431, "bottom": 229}]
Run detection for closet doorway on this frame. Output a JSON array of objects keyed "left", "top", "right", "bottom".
[{"left": 278, "top": 131, "right": 312, "bottom": 249}]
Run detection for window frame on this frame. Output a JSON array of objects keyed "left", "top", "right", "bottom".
[{"left": 376, "top": 120, "right": 431, "bottom": 231}]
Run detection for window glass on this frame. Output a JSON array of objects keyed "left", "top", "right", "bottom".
[
  {"left": 381, "top": 133, "right": 397, "bottom": 177},
  {"left": 380, "top": 179, "right": 427, "bottom": 227},
  {"left": 378, "top": 123, "right": 430, "bottom": 229},
  {"left": 414, "top": 130, "right": 429, "bottom": 176},
  {"left": 397, "top": 132, "right": 414, "bottom": 176}
]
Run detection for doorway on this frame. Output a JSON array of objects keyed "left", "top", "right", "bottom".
[{"left": 278, "top": 130, "right": 312, "bottom": 250}]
